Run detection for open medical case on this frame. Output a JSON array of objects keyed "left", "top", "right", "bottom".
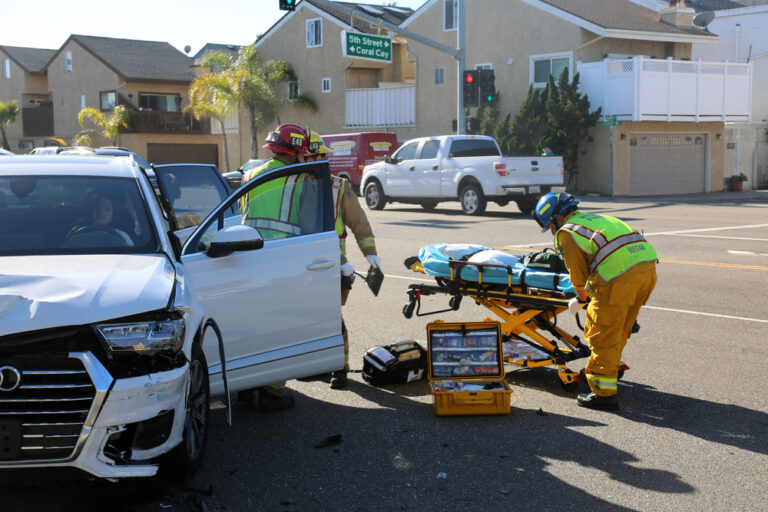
[{"left": 427, "top": 320, "right": 512, "bottom": 416}]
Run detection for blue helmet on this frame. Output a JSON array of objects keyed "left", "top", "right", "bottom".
[{"left": 532, "top": 192, "right": 580, "bottom": 232}]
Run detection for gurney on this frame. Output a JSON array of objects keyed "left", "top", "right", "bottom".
[{"left": 402, "top": 244, "right": 594, "bottom": 390}]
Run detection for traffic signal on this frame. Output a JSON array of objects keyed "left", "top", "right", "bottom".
[
  {"left": 279, "top": 0, "right": 296, "bottom": 11},
  {"left": 463, "top": 70, "right": 478, "bottom": 108},
  {"left": 478, "top": 69, "right": 496, "bottom": 107}
]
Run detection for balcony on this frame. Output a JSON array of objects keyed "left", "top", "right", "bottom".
[
  {"left": 129, "top": 110, "right": 210, "bottom": 135},
  {"left": 578, "top": 57, "right": 752, "bottom": 122},
  {"left": 345, "top": 85, "right": 415, "bottom": 128}
]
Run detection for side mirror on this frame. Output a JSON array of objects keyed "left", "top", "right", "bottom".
[
  {"left": 384, "top": 154, "right": 393, "bottom": 164},
  {"left": 207, "top": 224, "right": 264, "bottom": 258}
]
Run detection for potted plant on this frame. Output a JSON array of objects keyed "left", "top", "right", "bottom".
[{"left": 728, "top": 172, "right": 748, "bottom": 191}]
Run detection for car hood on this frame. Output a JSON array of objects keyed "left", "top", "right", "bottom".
[{"left": 0, "top": 255, "right": 175, "bottom": 337}]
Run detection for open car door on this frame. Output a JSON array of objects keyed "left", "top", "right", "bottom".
[{"left": 180, "top": 161, "right": 344, "bottom": 395}]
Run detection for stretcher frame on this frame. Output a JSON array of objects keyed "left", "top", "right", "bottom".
[{"left": 403, "top": 259, "right": 591, "bottom": 389}]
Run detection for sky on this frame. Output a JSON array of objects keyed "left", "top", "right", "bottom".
[{"left": 0, "top": 0, "right": 427, "bottom": 55}]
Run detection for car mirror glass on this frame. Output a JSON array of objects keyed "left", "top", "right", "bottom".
[{"left": 207, "top": 225, "right": 264, "bottom": 258}]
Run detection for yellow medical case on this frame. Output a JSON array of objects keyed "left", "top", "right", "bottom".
[{"left": 427, "top": 320, "right": 512, "bottom": 416}]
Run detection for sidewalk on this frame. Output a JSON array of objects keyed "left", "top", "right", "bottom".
[{"left": 553, "top": 187, "right": 768, "bottom": 204}]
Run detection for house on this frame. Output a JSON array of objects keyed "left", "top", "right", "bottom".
[
  {"left": 0, "top": 45, "right": 57, "bottom": 151},
  {"left": 691, "top": 3, "right": 768, "bottom": 190},
  {"left": 251, "top": 0, "right": 416, "bottom": 158},
  {"left": 1, "top": 35, "right": 224, "bottom": 165},
  {"left": 400, "top": 0, "right": 751, "bottom": 196}
]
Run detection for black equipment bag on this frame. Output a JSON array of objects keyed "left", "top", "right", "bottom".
[{"left": 362, "top": 340, "right": 427, "bottom": 386}]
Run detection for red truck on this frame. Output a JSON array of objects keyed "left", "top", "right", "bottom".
[{"left": 322, "top": 132, "right": 398, "bottom": 194}]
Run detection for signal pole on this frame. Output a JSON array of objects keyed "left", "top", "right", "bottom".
[{"left": 457, "top": 0, "right": 466, "bottom": 134}]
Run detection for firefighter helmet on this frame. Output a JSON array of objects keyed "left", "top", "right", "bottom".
[
  {"left": 305, "top": 130, "right": 331, "bottom": 156},
  {"left": 263, "top": 124, "right": 309, "bottom": 156},
  {"left": 533, "top": 192, "right": 580, "bottom": 232}
]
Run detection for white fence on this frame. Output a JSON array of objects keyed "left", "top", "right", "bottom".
[
  {"left": 578, "top": 56, "right": 752, "bottom": 122},
  {"left": 345, "top": 85, "right": 415, "bottom": 128}
]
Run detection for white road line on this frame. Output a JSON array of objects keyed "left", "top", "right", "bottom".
[
  {"left": 728, "top": 250, "right": 768, "bottom": 256},
  {"left": 664, "top": 234, "right": 768, "bottom": 242},
  {"left": 642, "top": 305, "right": 767, "bottom": 323},
  {"left": 645, "top": 223, "right": 768, "bottom": 236},
  {"left": 386, "top": 274, "right": 434, "bottom": 283}
]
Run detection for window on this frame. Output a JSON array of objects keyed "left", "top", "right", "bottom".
[
  {"left": 449, "top": 139, "right": 500, "bottom": 158},
  {"left": 420, "top": 140, "right": 440, "bottom": 159},
  {"left": 530, "top": 52, "right": 571, "bottom": 87},
  {"left": 139, "top": 93, "right": 181, "bottom": 112},
  {"left": 18, "top": 140, "right": 34, "bottom": 150},
  {"left": 475, "top": 63, "right": 492, "bottom": 71},
  {"left": 2, "top": 59, "right": 10, "bottom": 79},
  {"left": 63, "top": 51, "right": 72, "bottom": 73},
  {"left": 288, "top": 81, "right": 300, "bottom": 100},
  {"left": 435, "top": 67, "right": 444, "bottom": 84},
  {"left": 154, "top": 165, "right": 234, "bottom": 230},
  {"left": 306, "top": 18, "right": 322, "bottom": 48},
  {"left": 444, "top": 0, "right": 457, "bottom": 30},
  {"left": 79, "top": 94, "right": 86, "bottom": 110},
  {"left": 394, "top": 141, "right": 419, "bottom": 161},
  {"left": 60, "top": 96, "right": 66, "bottom": 107},
  {"left": 322, "top": 77, "right": 331, "bottom": 93},
  {"left": 100, "top": 91, "right": 116, "bottom": 111}
]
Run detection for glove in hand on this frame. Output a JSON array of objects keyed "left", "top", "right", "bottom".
[
  {"left": 340, "top": 263, "right": 355, "bottom": 276},
  {"left": 366, "top": 254, "right": 382, "bottom": 270}
]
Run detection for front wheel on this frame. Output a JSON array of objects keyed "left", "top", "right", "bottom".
[
  {"left": 459, "top": 183, "right": 486, "bottom": 216},
  {"left": 160, "top": 344, "right": 210, "bottom": 480},
  {"left": 420, "top": 200, "right": 438, "bottom": 211},
  {"left": 364, "top": 181, "right": 386, "bottom": 210}
]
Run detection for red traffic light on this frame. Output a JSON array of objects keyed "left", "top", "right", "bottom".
[{"left": 465, "top": 73, "right": 474, "bottom": 84}]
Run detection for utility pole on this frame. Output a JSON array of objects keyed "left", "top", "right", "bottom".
[{"left": 307, "top": 0, "right": 466, "bottom": 134}]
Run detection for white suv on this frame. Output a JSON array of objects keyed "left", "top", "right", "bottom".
[{"left": 0, "top": 155, "right": 344, "bottom": 479}]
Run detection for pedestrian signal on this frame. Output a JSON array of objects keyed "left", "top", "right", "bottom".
[{"left": 463, "top": 70, "right": 478, "bottom": 108}]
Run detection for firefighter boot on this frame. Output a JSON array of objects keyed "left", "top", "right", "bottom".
[
  {"left": 330, "top": 370, "right": 348, "bottom": 389},
  {"left": 257, "top": 390, "right": 295, "bottom": 413},
  {"left": 577, "top": 392, "right": 619, "bottom": 410}
]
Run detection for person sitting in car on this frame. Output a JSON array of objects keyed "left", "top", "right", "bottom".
[{"left": 66, "top": 192, "right": 134, "bottom": 247}]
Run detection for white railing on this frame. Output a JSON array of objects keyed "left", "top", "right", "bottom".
[
  {"left": 345, "top": 85, "right": 415, "bottom": 128},
  {"left": 578, "top": 56, "right": 752, "bottom": 122}
]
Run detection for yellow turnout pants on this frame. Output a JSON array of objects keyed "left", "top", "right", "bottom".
[{"left": 584, "top": 262, "right": 657, "bottom": 397}]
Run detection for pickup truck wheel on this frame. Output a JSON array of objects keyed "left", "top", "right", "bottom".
[
  {"left": 495, "top": 200, "right": 509, "bottom": 207},
  {"left": 459, "top": 183, "right": 486, "bottom": 216},
  {"left": 516, "top": 199, "right": 538, "bottom": 216},
  {"left": 160, "top": 344, "right": 210, "bottom": 481},
  {"left": 420, "top": 200, "right": 438, "bottom": 211},
  {"left": 364, "top": 181, "right": 386, "bottom": 210}
]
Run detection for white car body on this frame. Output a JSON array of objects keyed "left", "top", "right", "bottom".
[
  {"left": 361, "top": 135, "right": 563, "bottom": 215},
  {"left": 0, "top": 156, "right": 343, "bottom": 479}
]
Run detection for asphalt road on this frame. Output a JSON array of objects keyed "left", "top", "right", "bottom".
[{"left": 3, "top": 193, "right": 767, "bottom": 512}]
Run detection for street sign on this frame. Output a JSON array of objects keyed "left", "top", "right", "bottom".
[
  {"left": 342, "top": 31, "right": 392, "bottom": 62},
  {"left": 602, "top": 115, "right": 621, "bottom": 127}
]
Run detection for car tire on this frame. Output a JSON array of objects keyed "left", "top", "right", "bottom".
[
  {"left": 420, "top": 200, "right": 438, "bottom": 211},
  {"left": 364, "top": 180, "right": 386, "bottom": 210},
  {"left": 459, "top": 183, "right": 486, "bottom": 216},
  {"left": 516, "top": 199, "right": 538, "bottom": 216},
  {"left": 159, "top": 343, "right": 210, "bottom": 481},
  {"left": 495, "top": 200, "right": 509, "bottom": 207}
]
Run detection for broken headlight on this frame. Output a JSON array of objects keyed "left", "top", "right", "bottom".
[{"left": 96, "top": 315, "right": 185, "bottom": 354}]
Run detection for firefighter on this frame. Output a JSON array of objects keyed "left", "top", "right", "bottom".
[
  {"left": 533, "top": 192, "right": 658, "bottom": 410},
  {"left": 305, "top": 130, "right": 381, "bottom": 389},
  {"left": 238, "top": 123, "right": 308, "bottom": 412}
]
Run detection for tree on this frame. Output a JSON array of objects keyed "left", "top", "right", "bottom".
[
  {"left": 503, "top": 85, "right": 547, "bottom": 156},
  {"left": 540, "top": 68, "right": 601, "bottom": 189},
  {"left": 0, "top": 100, "right": 20, "bottom": 151},
  {"left": 77, "top": 105, "right": 131, "bottom": 146},
  {"left": 194, "top": 44, "right": 317, "bottom": 160},
  {"left": 187, "top": 68, "right": 237, "bottom": 171}
]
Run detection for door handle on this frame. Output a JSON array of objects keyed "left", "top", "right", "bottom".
[
  {"left": 432, "top": 164, "right": 438, "bottom": 170},
  {"left": 306, "top": 260, "right": 335, "bottom": 271},
  {"left": 409, "top": 165, "right": 415, "bottom": 171}
]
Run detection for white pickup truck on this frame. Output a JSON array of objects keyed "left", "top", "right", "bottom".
[{"left": 360, "top": 135, "right": 563, "bottom": 215}]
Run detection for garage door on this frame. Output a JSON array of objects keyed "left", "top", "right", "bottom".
[
  {"left": 147, "top": 143, "right": 219, "bottom": 166},
  {"left": 629, "top": 133, "right": 706, "bottom": 195}
]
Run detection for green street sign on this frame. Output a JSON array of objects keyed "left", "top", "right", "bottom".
[
  {"left": 602, "top": 115, "right": 621, "bottom": 127},
  {"left": 343, "top": 31, "right": 392, "bottom": 62}
]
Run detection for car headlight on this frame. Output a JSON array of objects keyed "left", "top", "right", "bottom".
[{"left": 96, "top": 316, "right": 185, "bottom": 353}]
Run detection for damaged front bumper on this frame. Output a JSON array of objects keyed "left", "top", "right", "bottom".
[{"left": 0, "top": 351, "right": 189, "bottom": 479}]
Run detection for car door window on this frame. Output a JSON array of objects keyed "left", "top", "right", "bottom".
[
  {"left": 185, "top": 162, "right": 332, "bottom": 254},
  {"left": 154, "top": 164, "right": 234, "bottom": 230},
  {"left": 419, "top": 140, "right": 440, "bottom": 159},
  {"left": 394, "top": 141, "right": 419, "bottom": 161}
]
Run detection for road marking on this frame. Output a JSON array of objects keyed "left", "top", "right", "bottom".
[
  {"left": 663, "top": 234, "right": 768, "bottom": 242},
  {"left": 643, "top": 306, "right": 768, "bottom": 324},
  {"left": 645, "top": 223, "right": 768, "bottom": 236},
  {"left": 728, "top": 250, "right": 768, "bottom": 256},
  {"left": 659, "top": 258, "right": 768, "bottom": 271},
  {"left": 386, "top": 274, "right": 433, "bottom": 283}
]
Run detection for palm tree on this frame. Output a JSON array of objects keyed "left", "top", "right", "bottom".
[
  {"left": 0, "top": 100, "right": 20, "bottom": 151},
  {"left": 195, "top": 44, "right": 317, "bottom": 159},
  {"left": 187, "top": 70, "right": 237, "bottom": 171},
  {"left": 77, "top": 105, "right": 131, "bottom": 146}
]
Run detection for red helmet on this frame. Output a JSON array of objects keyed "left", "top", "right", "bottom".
[{"left": 263, "top": 124, "right": 308, "bottom": 156}]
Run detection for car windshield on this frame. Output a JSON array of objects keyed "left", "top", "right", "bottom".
[{"left": 0, "top": 175, "right": 158, "bottom": 256}]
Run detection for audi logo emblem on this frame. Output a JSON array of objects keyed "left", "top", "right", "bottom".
[{"left": 0, "top": 366, "right": 21, "bottom": 392}]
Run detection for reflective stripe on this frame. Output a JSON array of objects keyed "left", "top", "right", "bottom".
[
  {"left": 588, "top": 232, "right": 648, "bottom": 274},
  {"left": 591, "top": 377, "right": 617, "bottom": 390},
  {"left": 359, "top": 236, "right": 375, "bottom": 249},
  {"left": 279, "top": 175, "right": 299, "bottom": 223},
  {"left": 250, "top": 218, "right": 302, "bottom": 236},
  {"left": 562, "top": 223, "right": 607, "bottom": 247}
]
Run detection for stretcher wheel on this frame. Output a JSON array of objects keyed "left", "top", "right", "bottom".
[{"left": 403, "top": 302, "right": 415, "bottom": 319}]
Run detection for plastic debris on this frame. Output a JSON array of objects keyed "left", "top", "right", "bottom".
[
  {"left": 500, "top": 489, "right": 513, "bottom": 495},
  {"left": 314, "top": 433, "right": 343, "bottom": 449},
  {"left": 436, "top": 472, "right": 447, "bottom": 479}
]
